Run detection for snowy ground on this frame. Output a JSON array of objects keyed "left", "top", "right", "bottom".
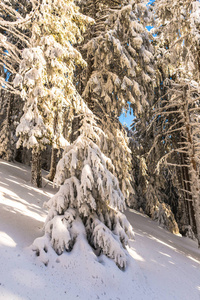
[{"left": 0, "top": 159, "right": 200, "bottom": 300}]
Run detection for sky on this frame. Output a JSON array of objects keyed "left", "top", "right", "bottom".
[{"left": 119, "top": 105, "right": 134, "bottom": 129}]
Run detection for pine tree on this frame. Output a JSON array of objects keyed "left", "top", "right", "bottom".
[
  {"left": 0, "top": 0, "right": 32, "bottom": 90},
  {"left": 149, "top": 0, "right": 200, "bottom": 244},
  {"left": 153, "top": 81, "right": 200, "bottom": 245},
  {"left": 15, "top": 0, "right": 91, "bottom": 187},
  {"left": 0, "top": 1, "right": 32, "bottom": 161},
  {"left": 154, "top": 0, "right": 200, "bottom": 82},
  {"left": 129, "top": 114, "right": 180, "bottom": 234},
  {"left": 28, "top": 1, "right": 135, "bottom": 269},
  {"left": 32, "top": 112, "right": 134, "bottom": 269},
  {"left": 76, "top": 0, "right": 155, "bottom": 203}
]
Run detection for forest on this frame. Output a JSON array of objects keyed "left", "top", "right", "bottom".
[{"left": 0, "top": 0, "right": 200, "bottom": 271}]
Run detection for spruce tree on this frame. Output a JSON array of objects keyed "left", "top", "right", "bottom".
[
  {"left": 76, "top": 0, "right": 155, "bottom": 202},
  {"left": 15, "top": 0, "right": 91, "bottom": 187},
  {"left": 0, "top": 1, "right": 31, "bottom": 161},
  {"left": 149, "top": 0, "right": 200, "bottom": 244},
  {"left": 33, "top": 110, "right": 134, "bottom": 269},
  {"left": 29, "top": 1, "right": 135, "bottom": 269}
]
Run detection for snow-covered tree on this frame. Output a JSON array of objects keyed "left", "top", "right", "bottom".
[
  {"left": 79, "top": 0, "right": 154, "bottom": 115},
  {"left": 0, "top": 1, "right": 33, "bottom": 161},
  {"left": 75, "top": 0, "right": 155, "bottom": 202},
  {"left": 129, "top": 116, "right": 180, "bottom": 234},
  {"left": 0, "top": 0, "right": 135, "bottom": 268},
  {"left": 15, "top": 0, "right": 92, "bottom": 187},
  {"left": 147, "top": 0, "right": 200, "bottom": 244},
  {"left": 0, "top": 0, "right": 33, "bottom": 91},
  {"left": 152, "top": 81, "right": 200, "bottom": 245},
  {"left": 32, "top": 113, "right": 134, "bottom": 269},
  {"left": 154, "top": 0, "right": 200, "bottom": 83}
]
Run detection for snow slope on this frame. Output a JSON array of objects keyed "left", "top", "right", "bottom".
[{"left": 0, "top": 159, "right": 200, "bottom": 300}]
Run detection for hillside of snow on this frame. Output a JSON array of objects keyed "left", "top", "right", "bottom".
[{"left": 0, "top": 159, "right": 200, "bottom": 300}]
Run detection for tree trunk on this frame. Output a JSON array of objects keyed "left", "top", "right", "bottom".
[
  {"left": 31, "top": 147, "right": 42, "bottom": 188},
  {"left": 4, "top": 94, "right": 12, "bottom": 161},
  {"left": 0, "top": 90, "right": 13, "bottom": 161},
  {"left": 47, "top": 147, "right": 58, "bottom": 181},
  {"left": 70, "top": 111, "right": 81, "bottom": 143}
]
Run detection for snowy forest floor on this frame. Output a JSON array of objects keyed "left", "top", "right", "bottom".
[{"left": 0, "top": 159, "right": 200, "bottom": 300}]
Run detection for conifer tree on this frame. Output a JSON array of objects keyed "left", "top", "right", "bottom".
[
  {"left": 33, "top": 109, "right": 134, "bottom": 269},
  {"left": 0, "top": 0, "right": 33, "bottom": 90},
  {"left": 76, "top": 0, "right": 155, "bottom": 202},
  {"left": 129, "top": 113, "right": 180, "bottom": 234},
  {"left": 27, "top": 1, "right": 135, "bottom": 269},
  {"left": 149, "top": 0, "right": 200, "bottom": 243},
  {"left": 15, "top": 0, "right": 91, "bottom": 187},
  {"left": 0, "top": 1, "right": 32, "bottom": 161}
]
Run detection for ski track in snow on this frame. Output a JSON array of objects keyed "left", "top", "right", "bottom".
[{"left": 0, "top": 159, "right": 200, "bottom": 300}]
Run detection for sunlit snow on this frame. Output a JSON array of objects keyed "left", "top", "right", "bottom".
[{"left": 0, "top": 159, "right": 200, "bottom": 300}]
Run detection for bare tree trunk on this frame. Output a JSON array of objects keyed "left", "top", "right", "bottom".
[
  {"left": 31, "top": 147, "right": 42, "bottom": 188},
  {"left": 47, "top": 147, "right": 58, "bottom": 181}
]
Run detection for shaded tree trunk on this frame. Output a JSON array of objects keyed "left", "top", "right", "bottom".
[
  {"left": 31, "top": 147, "right": 42, "bottom": 188},
  {"left": 70, "top": 111, "right": 81, "bottom": 143},
  {"left": 0, "top": 90, "right": 13, "bottom": 161},
  {"left": 47, "top": 147, "right": 58, "bottom": 182}
]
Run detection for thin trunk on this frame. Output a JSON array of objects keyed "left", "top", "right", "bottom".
[
  {"left": 0, "top": 90, "right": 13, "bottom": 161},
  {"left": 47, "top": 147, "right": 58, "bottom": 181},
  {"left": 70, "top": 111, "right": 81, "bottom": 143},
  {"left": 47, "top": 109, "right": 59, "bottom": 181},
  {"left": 31, "top": 147, "right": 42, "bottom": 188},
  {"left": 5, "top": 95, "right": 12, "bottom": 161}
]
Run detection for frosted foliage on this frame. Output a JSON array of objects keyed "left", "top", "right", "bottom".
[
  {"left": 77, "top": 0, "right": 152, "bottom": 204},
  {"left": 36, "top": 117, "right": 134, "bottom": 269},
  {"left": 145, "top": 182, "right": 179, "bottom": 234},
  {"left": 15, "top": 0, "right": 92, "bottom": 151},
  {"left": 54, "top": 136, "right": 125, "bottom": 212},
  {"left": 89, "top": 217, "right": 127, "bottom": 269},
  {"left": 80, "top": 0, "right": 154, "bottom": 117},
  {"left": 0, "top": 1, "right": 34, "bottom": 92},
  {"left": 153, "top": 203, "right": 179, "bottom": 234},
  {"left": 154, "top": 0, "right": 200, "bottom": 81},
  {"left": 150, "top": 0, "right": 200, "bottom": 245},
  {"left": 16, "top": 47, "right": 47, "bottom": 150},
  {"left": 45, "top": 208, "right": 77, "bottom": 254},
  {"left": 103, "top": 124, "right": 134, "bottom": 204}
]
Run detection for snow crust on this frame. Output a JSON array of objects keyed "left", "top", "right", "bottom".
[{"left": 0, "top": 159, "right": 200, "bottom": 300}]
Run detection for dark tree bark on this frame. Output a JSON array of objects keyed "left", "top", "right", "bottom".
[
  {"left": 31, "top": 147, "right": 42, "bottom": 188},
  {"left": 47, "top": 147, "right": 58, "bottom": 182}
]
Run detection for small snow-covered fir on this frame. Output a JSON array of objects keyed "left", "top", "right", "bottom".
[{"left": 33, "top": 116, "right": 134, "bottom": 269}]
